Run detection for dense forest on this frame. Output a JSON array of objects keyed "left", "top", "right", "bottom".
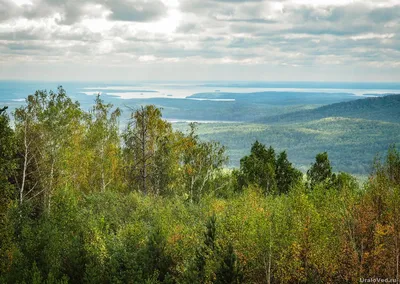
[
  {"left": 258, "top": 94, "right": 400, "bottom": 124},
  {"left": 1, "top": 87, "right": 400, "bottom": 283},
  {"left": 176, "top": 116, "right": 400, "bottom": 174},
  {"left": 174, "top": 94, "right": 400, "bottom": 174}
]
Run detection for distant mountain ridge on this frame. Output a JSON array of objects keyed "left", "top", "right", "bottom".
[
  {"left": 189, "top": 91, "right": 359, "bottom": 106},
  {"left": 258, "top": 94, "right": 400, "bottom": 124}
]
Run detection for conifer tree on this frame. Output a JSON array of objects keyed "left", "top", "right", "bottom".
[
  {"left": 307, "top": 152, "right": 333, "bottom": 188},
  {"left": 143, "top": 227, "right": 174, "bottom": 283},
  {"left": 185, "top": 214, "right": 217, "bottom": 283},
  {"left": 215, "top": 243, "right": 244, "bottom": 284},
  {"left": 275, "top": 151, "right": 302, "bottom": 194},
  {"left": 237, "top": 141, "right": 277, "bottom": 195}
]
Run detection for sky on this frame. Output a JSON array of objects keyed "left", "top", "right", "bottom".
[{"left": 0, "top": 0, "right": 399, "bottom": 82}]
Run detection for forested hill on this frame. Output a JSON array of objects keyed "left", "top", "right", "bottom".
[
  {"left": 188, "top": 91, "right": 358, "bottom": 106},
  {"left": 258, "top": 94, "right": 400, "bottom": 124}
]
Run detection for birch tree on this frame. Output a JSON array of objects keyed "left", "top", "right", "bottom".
[
  {"left": 86, "top": 95, "right": 121, "bottom": 192},
  {"left": 14, "top": 87, "right": 84, "bottom": 211},
  {"left": 14, "top": 96, "right": 44, "bottom": 205},
  {"left": 180, "top": 123, "right": 227, "bottom": 202}
]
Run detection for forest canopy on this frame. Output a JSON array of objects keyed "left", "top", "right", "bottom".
[{"left": 1, "top": 87, "right": 400, "bottom": 283}]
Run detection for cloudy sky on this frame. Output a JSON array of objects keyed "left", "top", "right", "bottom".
[{"left": 0, "top": 0, "right": 399, "bottom": 81}]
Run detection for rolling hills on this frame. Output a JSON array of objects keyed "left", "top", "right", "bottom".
[
  {"left": 258, "top": 94, "right": 400, "bottom": 124},
  {"left": 174, "top": 94, "right": 400, "bottom": 175},
  {"left": 174, "top": 116, "right": 400, "bottom": 174}
]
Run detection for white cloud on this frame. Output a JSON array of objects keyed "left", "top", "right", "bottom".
[
  {"left": 351, "top": 33, "right": 395, "bottom": 40},
  {"left": 0, "top": 0, "right": 399, "bottom": 81},
  {"left": 290, "top": 0, "right": 355, "bottom": 6},
  {"left": 138, "top": 55, "right": 157, "bottom": 62},
  {"left": 12, "top": 0, "right": 32, "bottom": 6}
]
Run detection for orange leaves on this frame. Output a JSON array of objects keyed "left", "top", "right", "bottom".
[
  {"left": 369, "top": 223, "right": 396, "bottom": 277},
  {"left": 186, "top": 165, "right": 194, "bottom": 176},
  {"left": 168, "top": 224, "right": 184, "bottom": 245},
  {"left": 6, "top": 249, "right": 14, "bottom": 271},
  {"left": 211, "top": 199, "right": 227, "bottom": 214},
  {"left": 168, "top": 232, "right": 183, "bottom": 245}
]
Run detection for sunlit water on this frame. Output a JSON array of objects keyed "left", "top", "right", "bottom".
[{"left": 1, "top": 81, "right": 399, "bottom": 123}]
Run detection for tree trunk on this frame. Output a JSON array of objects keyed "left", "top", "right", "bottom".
[
  {"left": 141, "top": 109, "right": 147, "bottom": 195},
  {"left": 395, "top": 225, "right": 399, "bottom": 281},
  {"left": 20, "top": 121, "right": 28, "bottom": 205},
  {"left": 101, "top": 143, "right": 106, "bottom": 192},
  {"left": 268, "top": 218, "right": 273, "bottom": 284},
  {"left": 396, "top": 251, "right": 399, "bottom": 282},
  {"left": 47, "top": 158, "right": 55, "bottom": 213}
]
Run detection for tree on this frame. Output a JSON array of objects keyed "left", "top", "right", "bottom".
[
  {"left": 0, "top": 108, "right": 16, "bottom": 205},
  {"left": 142, "top": 227, "right": 174, "bottom": 283},
  {"left": 0, "top": 108, "right": 16, "bottom": 276},
  {"left": 123, "top": 105, "right": 174, "bottom": 195},
  {"left": 151, "top": 130, "right": 180, "bottom": 197},
  {"left": 14, "top": 87, "right": 84, "bottom": 210},
  {"left": 307, "top": 152, "right": 333, "bottom": 189},
  {"left": 186, "top": 214, "right": 218, "bottom": 283},
  {"left": 384, "top": 145, "right": 400, "bottom": 184},
  {"left": 360, "top": 145, "right": 400, "bottom": 279},
  {"left": 332, "top": 172, "right": 358, "bottom": 191},
  {"left": 275, "top": 151, "right": 302, "bottom": 194},
  {"left": 0, "top": 106, "right": 8, "bottom": 114},
  {"left": 236, "top": 141, "right": 277, "bottom": 195},
  {"left": 86, "top": 95, "right": 122, "bottom": 192},
  {"left": 14, "top": 95, "right": 44, "bottom": 206},
  {"left": 215, "top": 243, "right": 244, "bottom": 284},
  {"left": 180, "top": 123, "right": 227, "bottom": 202}
]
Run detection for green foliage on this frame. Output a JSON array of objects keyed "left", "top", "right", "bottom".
[
  {"left": 307, "top": 152, "right": 334, "bottom": 189},
  {"left": 0, "top": 106, "right": 9, "bottom": 114},
  {"left": 215, "top": 243, "right": 244, "bottom": 284},
  {"left": 235, "top": 141, "right": 301, "bottom": 195},
  {"left": 0, "top": 108, "right": 16, "bottom": 277},
  {"left": 13, "top": 86, "right": 85, "bottom": 209},
  {"left": 174, "top": 115, "right": 400, "bottom": 175},
  {"left": 2, "top": 89, "right": 400, "bottom": 283},
  {"left": 376, "top": 144, "right": 400, "bottom": 184},
  {"left": 179, "top": 123, "right": 227, "bottom": 202},
  {"left": 332, "top": 171, "right": 359, "bottom": 192},
  {"left": 276, "top": 151, "right": 302, "bottom": 194},
  {"left": 123, "top": 105, "right": 176, "bottom": 195},
  {"left": 204, "top": 214, "right": 217, "bottom": 251},
  {"left": 260, "top": 94, "right": 400, "bottom": 124},
  {"left": 184, "top": 214, "right": 217, "bottom": 283},
  {"left": 85, "top": 94, "right": 122, "bottom": 193},
  {"left": 122, "top": 108, "right": 227, "bottom": 200},
  {"left": 142, "top": 227, "right": 174, "bottom": 283},
  {"left": 236, "top": 141, "right": 277, "bottom": 195},
  {"left": 0, "top": 108, "right": 16, "bottom": 201},
  {"left": 0, "top": 156, "right": 394, "bottom": 283}
]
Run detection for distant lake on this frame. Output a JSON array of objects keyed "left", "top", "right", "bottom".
[{"left": 1, "top": 80, "right": 399, "bottom": 123}]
